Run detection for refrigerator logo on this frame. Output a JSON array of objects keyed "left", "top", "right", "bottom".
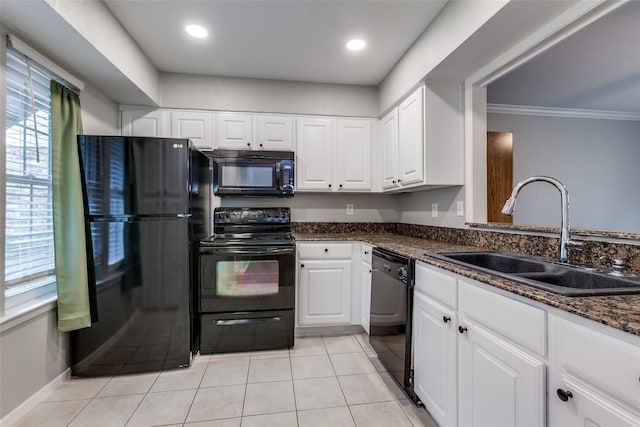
[{"left": 173, "top": 143, "right": 184, "bottom": 148}]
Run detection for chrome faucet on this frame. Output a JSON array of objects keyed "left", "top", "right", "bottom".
[{"left": 501, "top": 176, "right": 582, "bottom": 263}]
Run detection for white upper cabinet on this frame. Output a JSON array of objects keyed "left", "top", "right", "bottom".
[
  {"left": 216, "top": 113, "right": 294, "bottom": 151},
  {"left": 255, "top": 115, "right": 294, "bottom": 151},
  {"left": 296, "top": 117, "right": 335, "bottom": 191},
  {"left": 335, "top": 119, "right": 372, "bottom": 191},
  {"left": 380, "top": 82, "right": 464, "bottom": 192},
  {"left": 121, "top": 108, "right": 170, "bottom": 137},
  {"left": 398, "top": 86, "right": 425, "bottom": 186},
  {"left": 297, "top": 117, "right": 374, "bottom": 192},
  {"left": 381, "top": 109, "right": 399, "bottom": 190},
  {"left": 216, "top": 113, "right": 254, "bottom": 149},
  {"left": 170, "top": 110, "right": 214, "bottom": 151}
]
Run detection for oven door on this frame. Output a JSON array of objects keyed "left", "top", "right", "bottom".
[{"left": 199, "top": 245, "right": 295, "bottom": 312}]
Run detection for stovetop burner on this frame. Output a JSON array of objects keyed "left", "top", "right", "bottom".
[{"left": 201, "top": 207, "right": 293, "bottom": 247}]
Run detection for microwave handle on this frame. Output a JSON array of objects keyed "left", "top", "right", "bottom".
[{"left": 276, "top": 161, "right": 281, "bottom": 190}]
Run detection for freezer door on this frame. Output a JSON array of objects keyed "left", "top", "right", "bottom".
[
  {"left": 78, "top": 136, "right": 190, "bottom": 216},
  {"left": 71, "top": 217, "right": 191, "bottom": 376}
]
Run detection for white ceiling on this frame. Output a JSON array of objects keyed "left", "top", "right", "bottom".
[
  {"left": 104, "top": 0, "right": 448, "bottom": 86},
  {"left": 488, "top": 0, "right": 640, "bottom": 113}
]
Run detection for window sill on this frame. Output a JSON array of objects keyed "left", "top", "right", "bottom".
[{"left": 0, "top": 293, "right": 58, "bottom": 334}]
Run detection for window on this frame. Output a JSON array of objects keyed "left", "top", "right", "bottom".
[{"left": 4, "top": 47, "right": 56, "bottom": 305}]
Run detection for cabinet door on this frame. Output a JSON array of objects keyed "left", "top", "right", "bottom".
[
  {"left": 171, "top": 111, "right": 214, "bottom": 150},
  {"left": 361, "top": 259, "right": 372, "bottom": 334},
  {"left": 121, "top": 109, "right": 170, "bottom": 137},
  {"left": 459, "top": 321, "right": 546, "bottom": 427},
  {"left": 298, "top": 259, "right": 351, "bottom": 325},
  {"left": 554, "top": 375, "right": 640, "bottom": 427},
  {"left": 381, "top": 109, "right": 399, "bottom": 190},
  {"left": 216, "top": 113, "right": 253, "bottom": 149},
  {"left": 335, "top": 119, "right": 372, "bottom": 191},
  {"left": 398, "top": 86, "right": 425, "bottom": 186},
  {"left": 413, "top": 292, "right": 457, "bottom": 427},
  {"left": 255, "top": 115, "right": 294, "bottom": 151},
  {"left": 296, "top": 118, "right": 335, "bottom": 191}
]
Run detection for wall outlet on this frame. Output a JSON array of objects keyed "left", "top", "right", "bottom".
[
  {"left": 431, "top": 203, "right": 438, "bottom": 218},
  {"left": 346, "top": 203, "right": 354, "bottom": 215},
  {"left": 457, "top": 200, "right": 464, "bottom": 217}
]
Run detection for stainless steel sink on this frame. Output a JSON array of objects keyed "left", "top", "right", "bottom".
[{"left": 431, "top": 251, "right": 640, "bottom": 296}]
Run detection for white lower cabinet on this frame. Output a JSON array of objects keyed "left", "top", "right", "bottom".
[
  {"left": 414, "top": 260, "right": 640, "bottom": 427},
  {"left": 414, "top": 261, "right": 545, "bottom": 427},
  {"left": 458, "top": 318, "right": 545, "bottom": 427},
  {"left": 413, "top": 291, "right": 457, "bottom": 427},
  {"left": 549, "top": 314, "right": 640, "bottom": 426},
  {"left": 297, "top": 242, "right": 353, "bottom": 326}
]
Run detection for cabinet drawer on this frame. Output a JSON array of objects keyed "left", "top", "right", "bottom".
[
  {"left": 361, "top": 244, "right": 373, "bottom": 264},
  {"left": 556, "top": 317, "right": 640, "bottom": 407},
  {"left": 415, "top": 261, "right": 457, "bottom": 309},
  {"left": 298, "top": 242, "right": 352, "bottom": 259},
  {"left": 460, "top": 280, "right": 546, "bottom": 356}
]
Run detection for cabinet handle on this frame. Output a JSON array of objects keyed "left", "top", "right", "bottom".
[
  {"left": 300, "top": 264, "right": 304, "bottom": 268},
  {"left": 259, "top": 143, "right": 263, "bottom": 147},
  {"left": 392, "top": 180, "right": 396, "bottom": 184},
  {"left": 443, "top": 316, "right": 451, "bottom": 323},
  {"left": 458, "top": 325, "right": 467, "bottom": 334},
  {"left": 398, "top": 179, "right": 402, "bottom": 183},
  {"left": 246, "top": 142, "right": 251, "bottom": 146},
  {"left": 556, "top": 389, "right": 573, "bottom": 402},
  {"left": 364, "top": 251, "right": 369, "bottom": 254},
  {"left": 328, "top": 184, "right": 332, "bottom": 188},
  {"left": 324, "top": 248, "right": 328, "bottom": 253},
  {"left": 339, "top": 184, "right": 343, "bottom": 188},
  {"left": 369, "top": 269, "right": 372, "bottom": 273}
]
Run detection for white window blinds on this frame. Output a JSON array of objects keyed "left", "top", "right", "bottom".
[{"left": 4, "top": 47, "right": 55, "bottom": 289}]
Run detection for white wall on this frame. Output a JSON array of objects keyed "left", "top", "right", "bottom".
[
  {"left": 220, "top": 193, "right": 400, "bottom": 223},
  {"left": 398, "top": 186, "right": 466, "bottom": 228},
  {"left": 488, "top": 113, "right": 640, "bottom": 232},
  {"left": 80, "top": 84, "right": 119, "bottom": 135},
  {"left": 378, "top": 0, "right": 508, "bottom": 114},
  {"left": 0, "top": 310, "right": 68, "bottom": 420},
  {"left": 161, "top": 73, "right": 379, "bottom": 117}
]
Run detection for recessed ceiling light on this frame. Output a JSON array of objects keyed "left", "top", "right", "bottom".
[
  {"left": 186, "top": 24, "right": 208, "bottom": 39},
  {"left": 346, "top": 39, "right": 366, "bottom": 51}
]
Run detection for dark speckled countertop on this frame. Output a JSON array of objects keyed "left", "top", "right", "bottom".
[{"left": 294, "top": 232, "right": 640, "bottom": 338}]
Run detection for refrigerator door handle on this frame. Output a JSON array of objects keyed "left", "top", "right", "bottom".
[{"left": 177, "top": 213, "right": 192, "bottom": 218}]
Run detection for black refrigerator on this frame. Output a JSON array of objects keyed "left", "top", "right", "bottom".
[{"left": 71, "top": 136, "right": 210, "bottom": 377}]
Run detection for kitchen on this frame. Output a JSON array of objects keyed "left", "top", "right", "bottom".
[{"left": 1, "top": 0, "right": 639, "bottom": 426}]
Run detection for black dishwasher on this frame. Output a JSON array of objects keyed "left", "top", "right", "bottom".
[{"left": 369, "top": 247, "right": 419, "bottom": 403}]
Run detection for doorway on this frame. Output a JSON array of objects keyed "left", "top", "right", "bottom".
[{"left": 487, "top": 131, "right": 513, "bottom": 223}]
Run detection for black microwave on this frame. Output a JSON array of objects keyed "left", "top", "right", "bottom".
[{"left": 211, "top": 150, "right": 295, "bottom": 197}]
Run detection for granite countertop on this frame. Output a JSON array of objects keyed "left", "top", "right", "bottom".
[{"left": 294, "top": 232, "right": 640, "bottom": 337}]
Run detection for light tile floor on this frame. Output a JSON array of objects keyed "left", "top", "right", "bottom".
[{"left": 11, "top": 334, "right": 438, "bottom": 427}]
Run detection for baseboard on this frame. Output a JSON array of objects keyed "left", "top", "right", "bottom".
[
  {"left": 295, "top": 324, "right": 364, "bottom": 337},
  {"left": 0, "top": 368, "right": 70, "bottom": 427}
]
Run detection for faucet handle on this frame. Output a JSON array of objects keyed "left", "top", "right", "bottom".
[{"left": 565, "top": 240, "right": 583, "bottom": 251}]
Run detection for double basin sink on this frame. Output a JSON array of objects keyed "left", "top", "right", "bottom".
[{"left": 431, "top": 251, "right": 640, "bottom": 296}]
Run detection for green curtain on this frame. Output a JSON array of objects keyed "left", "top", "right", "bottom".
[{"left": 51, "top": 81, "right": 91, "bottom": 332}]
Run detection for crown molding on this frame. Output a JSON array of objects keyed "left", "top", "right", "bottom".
[{"left": 487, "top": 103, "right": 640, "bottom": 121}]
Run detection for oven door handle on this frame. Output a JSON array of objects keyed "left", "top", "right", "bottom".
[
  {"left": 211, "top": 247, "right": 294, "bottom": 255},
  {"left": 214, "top": 317, "right": 281, "bottom": 326}
]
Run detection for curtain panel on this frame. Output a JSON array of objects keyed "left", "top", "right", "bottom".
[{"left": 50, "top": 81, "right": 93, "bottom": 332}]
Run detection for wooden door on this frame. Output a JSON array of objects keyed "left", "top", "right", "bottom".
[{"left": 487, "top": 131, "right": 513, "bottom": 223}]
